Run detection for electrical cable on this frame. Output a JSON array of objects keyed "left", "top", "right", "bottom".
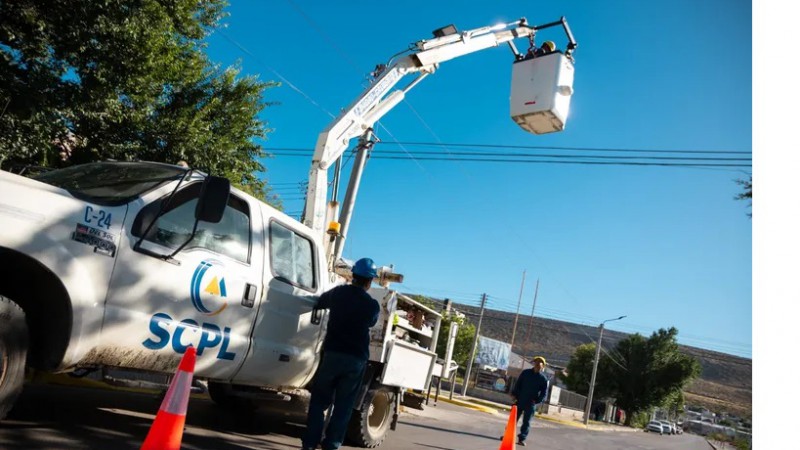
[
  {"left": 265, "top": 148, "right": 751, "bottom": 168},
  {"left": 384, "top": 141, "right": 751, "bottom": 155}
]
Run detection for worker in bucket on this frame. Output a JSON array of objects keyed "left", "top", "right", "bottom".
[
  {"left": 302, "top": 257, "right": 381, "bottom": 450},
  {"left": 523, "top": 40, "right": 556, "bottom": 60},
  {"left": 534, "top": 40, "right": 556, "bottom": 57},
  {"left": 507, "top": 356, "right": 550, "bottom": 446}
]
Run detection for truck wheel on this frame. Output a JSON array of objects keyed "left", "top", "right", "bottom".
[
  {"left": 347, "top": 387, "right": 395, "bottom": 448},
  {"left": 207, "top": 381, "right": 257, "bottom": 411},
  {"left": 0, "top": 296, "right": 28, "bottom": 420}
]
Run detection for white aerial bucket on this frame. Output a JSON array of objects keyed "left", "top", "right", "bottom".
[{"left": 510, "top": 52, "right": 575, "bottom": 134}]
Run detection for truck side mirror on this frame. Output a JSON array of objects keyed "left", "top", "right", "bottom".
[{"left": 195, "top": 176, "right": 230, "bottom": 223}]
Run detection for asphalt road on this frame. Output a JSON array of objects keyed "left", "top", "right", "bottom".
[{"left": 1, "top": 383, "right": 711, "bottom": 450}]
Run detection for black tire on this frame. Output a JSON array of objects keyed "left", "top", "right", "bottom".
[
  {"left": 207, "top": 381, "right": 258, "bottom": 411},
  {"left": 347, "top": 387, "right": 395, "bottom": 448},
  {"left": 0, "top": 295, "right": 28, "bottom": 421}
]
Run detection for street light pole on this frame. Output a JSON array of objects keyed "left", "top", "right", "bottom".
[{"left": 583, "top": 315, "right": 626, "bottom": 425}]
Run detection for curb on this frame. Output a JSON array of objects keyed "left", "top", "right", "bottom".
[
  {"left": 434, "top": 396, "right": 500, "bottom": 415},
  {"left": 435, "top": 396, "right": 616, "bottom": 431},
  {"left": 444, "top": 397, "right": 641, "bottom": 433},
  {"left": 467, "top": 398, "right": 512, "bottom": 412},
  {"left": 539, "top": 415, "right": 588, "bottom": 428},
  {"left": 445, "top": 397, "right": 623, "bottom": 431}
]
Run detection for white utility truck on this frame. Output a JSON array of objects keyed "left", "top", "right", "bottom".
[{"left": 0, "top": 17, "right": 576, "bottom": 447}]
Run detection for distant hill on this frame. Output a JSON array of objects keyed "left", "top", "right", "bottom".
[{"left": 420, "top": 298, "right": 752, "bottom": 418}]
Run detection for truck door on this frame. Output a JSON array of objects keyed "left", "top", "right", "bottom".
[
  {"left": 231, "top": 217, "right": 326, "bottom": 388},
  {"left": 100, "top": 182, "right": 264, "bottom": 380}
]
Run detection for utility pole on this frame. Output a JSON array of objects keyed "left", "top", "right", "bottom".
[
  {"left": 521, "top": 278, "right": 540, "bottom": 370},
  {"left": 509, "top": 270, "right": 526, "bottom": 353},
  {"left": 462, "top": 293, "right": 486, "bottom": 397},
  {"left": 584, "top": 315, "right": 626, "bottom": 425}
]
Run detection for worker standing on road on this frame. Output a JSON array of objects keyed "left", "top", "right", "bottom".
[
  {"left": 301, "top": 258, "right": 381, "bottom": 450},
  {"left": 509, "top": 356, "right": 550, "bottom": 446}
]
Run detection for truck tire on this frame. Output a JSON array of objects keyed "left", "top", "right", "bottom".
[
  {"left": 347, "top": 387, "right": 395, "bottom": 448},
  {"left": 0, "top": 295, "right": 28, "bottom": 420}
]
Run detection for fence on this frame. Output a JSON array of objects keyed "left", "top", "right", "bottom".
[{"left": 549, "top": 385, "right": 586, "bottom": 411}]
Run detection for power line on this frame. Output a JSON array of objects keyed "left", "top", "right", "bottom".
[
  {"left": 216, "top": 31, "right": 336, "bottom": 119},
  {"left": 269, "top": 181, "right": 308, "bottom": 186},
  {"left": 280, "top": 0, "right": 433, "bottom": 182},
  {"left": 283, "top": 0, "right": 362, "bottom": 73},
  {"left": 267, "top": 146, "right": 751, "bottom": 161},
  {"left": 410, "top": 294, "right": 752, "bottom": 356},
  {"left": 269, "top": 152, "right": 750, "bottom": 168},
  {"left": 264, "top": 151, "right": 752, "bottom": 168},
  {"left": 371, "top": 149, "right": 750, "bottom": 162},
  {"left": 384, "top": 141, "right": 752, "bottom": 155},
  {"left": 455, "top": 306, "right": 751, "bottom": 361}
]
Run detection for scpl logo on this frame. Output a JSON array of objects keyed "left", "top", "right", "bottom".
[{"left": 190, "top": 259, "right": 228, "bottom": 316}]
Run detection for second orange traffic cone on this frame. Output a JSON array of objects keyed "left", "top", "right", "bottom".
[
  {"left": 498, "top": 404, "right": 517, "bottom": 450},
  {"left": 141, "top": 346, "right": 197, "bottom": 450}
]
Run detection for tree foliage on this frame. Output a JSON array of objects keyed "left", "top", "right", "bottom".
[
  {"left": 607, "top": 328, "right": 700, "bottom": 424},
  {"left": 410, "top": 294, "right": 437, "bottom": 310},
  {"left": 561, "top": 343, "right": 596, "bottom": 394},
  {"left": 436, "top": 312, "right": 476, "bottom": 368},
  {"left": 734, "top": 176, "right": 752, "bottom": 218},
  {"left": 561, "top": 342, "right": 617, "bottom": 399},
  {"left": 563, "top": 327, "right": 701, "bottom": 425},
  {"left": 0, "top": 0, "right": 278, "bottom": 202}
]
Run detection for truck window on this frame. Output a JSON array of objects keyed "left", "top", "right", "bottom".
[
  {"left": 269, "top": 221, "right": 316, "bottom": 291},
  {"left": 34, "top": 161, "right": 185, "bottom": 206},
  {"left": 133, "top": 183, "right": 251, "bottom": 262}
]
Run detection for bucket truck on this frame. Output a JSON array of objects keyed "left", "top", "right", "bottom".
[{"left": 0, "top": 16, "right": 576, "bottom": 447}]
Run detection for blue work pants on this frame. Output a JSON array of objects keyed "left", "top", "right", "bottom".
[
  {"left": 302, "top": 351, "right": 367, "bottom": 450},
  {"left": 517, "top": 404, "right": 536, "bottom": 441}
]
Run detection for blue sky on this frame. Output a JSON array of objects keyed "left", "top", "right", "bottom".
[{"left": 204, "top": 0, "right": 752, "bottom": 358}]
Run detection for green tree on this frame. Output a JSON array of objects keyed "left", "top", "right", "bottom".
[
  {"left": 606, "top": 328, "right": 701, "bottom": 425},
  {"left": 435, "top": 313, "right": 476, "bottom": 368},
  {"left": 662, "top": 389, "right": 685, "bottom": 419},
  {"left": 561, "top": 342, "right": 616, "bottom": 399},
  {"left": 0, "top": 0, "right": 278, "bottom": 202},
  {"left": 562, "top": 327, "right": 700, "bottom": 426},
  {"left": 561, "top": 343, "right": 597, "bottom": 394},
  {"left": 410, "top": 294, "right": 437, "bottom": 310}
]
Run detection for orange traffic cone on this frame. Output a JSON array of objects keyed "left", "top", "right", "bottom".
[
  {"left": 141, "top": 346, "right": 197, "bottom": 450},
  {"left": 498, "top": 405, "right": 517, "bottom": 450}
]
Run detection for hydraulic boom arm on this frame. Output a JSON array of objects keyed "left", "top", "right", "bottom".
[{"left": 302, "top": 17, "right": 577, "bottom": 268}]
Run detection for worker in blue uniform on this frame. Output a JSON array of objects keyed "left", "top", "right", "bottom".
[
  {"left": 302, "top": 257, "right": 381, "bottom": 450},
  {"left": 510, "top": 356, "right": 550, "bottom": 446}
]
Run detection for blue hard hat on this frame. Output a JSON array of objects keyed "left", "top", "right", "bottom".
[{"left": 353, "top": 258, "right": 378, "bottom": 278}]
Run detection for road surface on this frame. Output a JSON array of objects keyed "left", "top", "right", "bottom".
[{"left": 1, "top": 382, "right": 711, "bottom": 450}]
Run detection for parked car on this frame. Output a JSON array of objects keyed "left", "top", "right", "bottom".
[
  {"left": 659, "top": 421, "right": 676, "bottom": 435},
  {"left": 646, "top": 421, "right": 665, "bottom": 435}
]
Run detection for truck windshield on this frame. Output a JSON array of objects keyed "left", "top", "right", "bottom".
[{"left": 34, "top": 162, "right": 186, "bottom": 205}]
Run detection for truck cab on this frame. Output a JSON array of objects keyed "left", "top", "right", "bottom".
[
  {"left": 0, "top": 161, "right": 443, "bottom": 447},
  {"left": 0, "top": 161, "right": 329, "bottom": 410}
]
